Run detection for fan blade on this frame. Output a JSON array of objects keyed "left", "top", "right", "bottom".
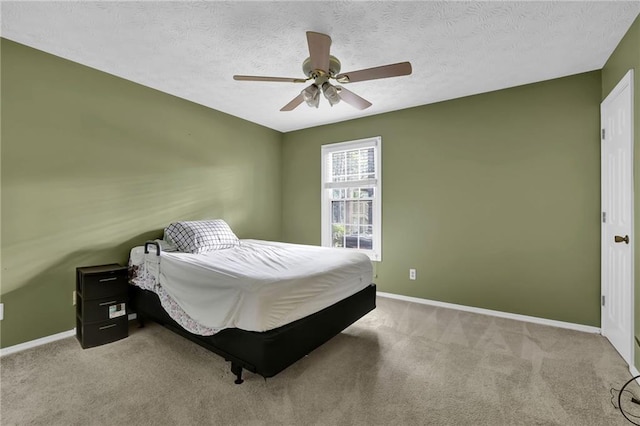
[
  {"left": 234, "top": 75, "right": 307, "bottom": 83},
  {"left": 335, "top": 62, "right": 412, "bottom": 83},
  {"left": 280, "top": 94, "right": 305, "bottom": 111},
  {"left": 306, "top": 31, "right": 331, "bottom": 73},
  {"left": 337, "top": 87, "right": 372, "bottom": 110}
]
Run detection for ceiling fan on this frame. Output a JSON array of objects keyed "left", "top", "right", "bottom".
[{"left": 233, "top": 31, "right": 412, "bottom": 112}]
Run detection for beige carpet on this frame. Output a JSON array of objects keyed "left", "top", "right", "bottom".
[{"left": 0, "top": 297, "right": 635, "bottom": 425}]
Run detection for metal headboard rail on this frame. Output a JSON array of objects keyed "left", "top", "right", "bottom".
[{"left": 144, "top": 241, "right": 161, "bottom": 256}]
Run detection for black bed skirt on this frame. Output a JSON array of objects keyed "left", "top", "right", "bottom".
[{"left": 130, "top": 284, "right": 376, "bottom": 379}]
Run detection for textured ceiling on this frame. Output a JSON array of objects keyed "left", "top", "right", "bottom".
[{"left": 2, "top": 1, "right": 640, "bottom": 132}]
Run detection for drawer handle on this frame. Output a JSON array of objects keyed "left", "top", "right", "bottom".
[
  {"left": 99, "top": 301, "right": 118, "bottom": 306},
  {"left": 99, "top": 277, "right": 118, "bottom": 283},
  {"left": 99, "top": 324, "right": 118, "bottom": 330}
]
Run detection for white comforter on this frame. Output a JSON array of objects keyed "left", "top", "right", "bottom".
[{"left": 132, "top": 240, "right": 373, "bottom": 333}]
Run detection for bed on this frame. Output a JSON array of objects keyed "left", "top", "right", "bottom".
[{"left": 128, "top": 220, "right": 376, "bottom": 384}]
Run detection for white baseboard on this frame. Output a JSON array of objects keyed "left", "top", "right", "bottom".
[
  {"left": 0, "top": 313, "right": 138, "bottom": 357},
  {"left": 0, "top": 296, "right": 599, "bottom": 357},
  {"left": 0, "top": 329, "right": 76, "bottom": 357},
  {"left": 377, "top": 291, "right": 601, "bottom": 334}
]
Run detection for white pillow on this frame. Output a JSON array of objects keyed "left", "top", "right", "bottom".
[
  {"left": 156, "top": 238, "right": 178, "bottom": 252},
  {"left": 164, "top": 220, "right": 240, "bottom": 254}
]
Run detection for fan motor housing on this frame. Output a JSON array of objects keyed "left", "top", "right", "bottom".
[{"left": 303, "top": 55, "right": 341, "bottom": 78}]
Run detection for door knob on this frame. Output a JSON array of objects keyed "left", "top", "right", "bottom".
[{"left": 615, "top": 235, "right": 630, "bottom": 244}]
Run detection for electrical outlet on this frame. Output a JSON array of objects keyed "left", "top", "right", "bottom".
[
  {"left": 0, "top": 303, "right": 3, "bottom": 321},
  {"left": 409, "top": 268, "right": 416, "bottom": 280},
  {"left": 72, "top": 291, "right": 76, "bottom": 306}
]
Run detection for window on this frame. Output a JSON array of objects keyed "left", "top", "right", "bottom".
[{"left": 321, "top": 137, "right": 381, "bottom": 261}]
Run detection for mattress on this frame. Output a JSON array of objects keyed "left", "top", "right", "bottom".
[{"left": 129, "top": 239, "right": 373, "bottom": 335}]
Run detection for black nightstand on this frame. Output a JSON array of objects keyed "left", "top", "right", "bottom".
[{"left": 76, "top": 264, "right": 129, "bottom": 349}]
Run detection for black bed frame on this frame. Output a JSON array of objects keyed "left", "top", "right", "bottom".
[{"left": 129, "top": 249, "right": 376, "bottom": 384}]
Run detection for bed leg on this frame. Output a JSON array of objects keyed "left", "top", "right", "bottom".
[
  {"left": 231, "top": 362, "right": 244, "bottom": 385},
  {"left": 137, "top": 315, "right": 145, "bottom": 328}
]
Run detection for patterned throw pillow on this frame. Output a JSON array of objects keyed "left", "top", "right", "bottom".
[{"left": 164, "top": 220, "right": 240, "bottom": 254}]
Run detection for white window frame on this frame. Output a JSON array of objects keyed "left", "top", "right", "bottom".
[{"left": 321, "top": 136, "right": 382, "bottom": 261}]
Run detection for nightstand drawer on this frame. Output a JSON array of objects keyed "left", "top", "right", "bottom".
[
  {"left": 76, "top": 317, "right": 128, "bottom": 349},
  {"left": 81, "top": 296, "right": 127, "bottom": 323},
  {"left": 76, "top": 264, "right": 129, "bottom": 349},
  {"left": 80, "top": 272, "right": 128, "bottom": 300}
]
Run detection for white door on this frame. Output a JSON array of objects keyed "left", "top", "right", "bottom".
[{"left": 601, "top": 69, "right": 634, "bottom": 366}]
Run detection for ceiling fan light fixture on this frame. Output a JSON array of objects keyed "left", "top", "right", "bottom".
[
  {"left": 302, "top": 84, "right": 320, "bottom": 108},
  {"left": 322, "top": 82, "right": 340, "bottom": 106},
  {"left": 233, "top": 31, "right": 411, "bottom": 112}
]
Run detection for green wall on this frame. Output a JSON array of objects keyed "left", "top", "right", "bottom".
[
  {"left": 601, "top": 14, "right": 640, "bottom": 369},
  {"left": 0, "top": 39, "right": 282, "bottom": 348},
  {"left": 282, "top": 71, "right": 602, "bottom": 326}
]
